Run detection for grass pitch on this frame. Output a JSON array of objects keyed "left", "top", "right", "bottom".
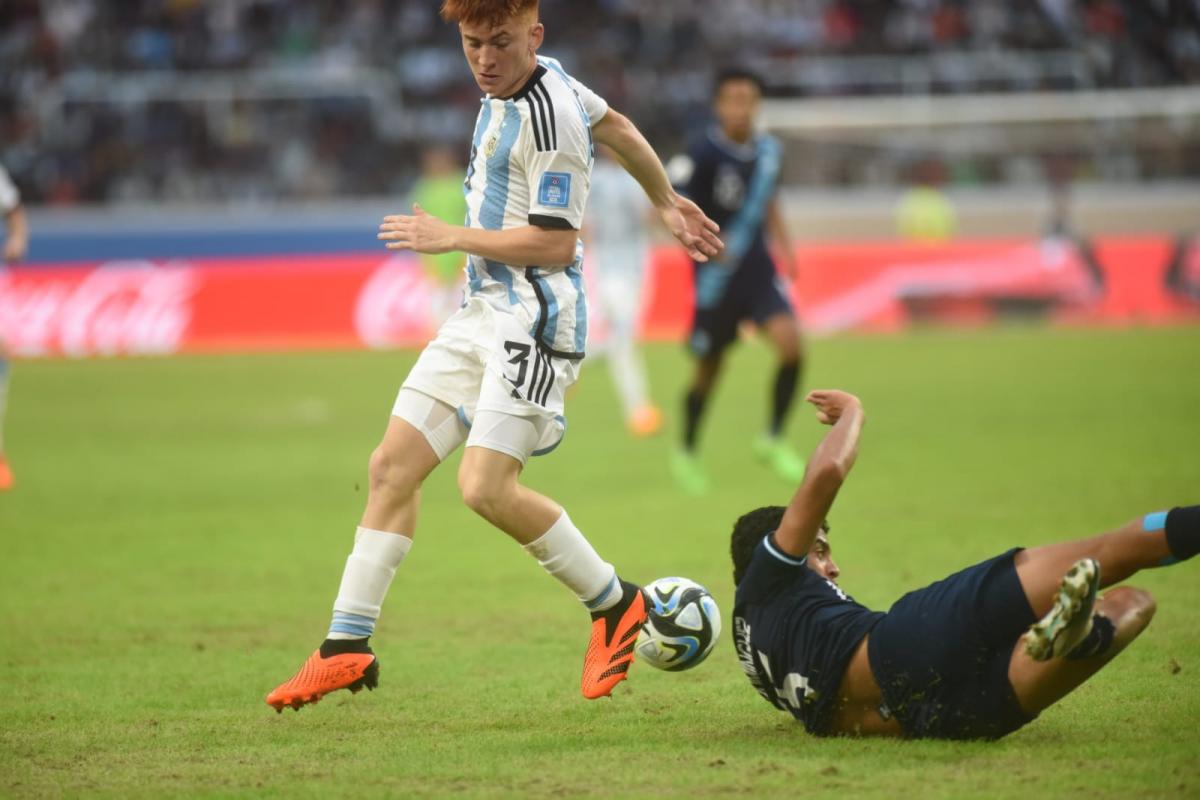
[{"left": 1, "top": 327, "right": 1198, "bottom": 798}]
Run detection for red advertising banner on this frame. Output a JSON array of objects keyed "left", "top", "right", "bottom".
[{"left": 1, "top": 237, "right": 1196, "bottom": 358}]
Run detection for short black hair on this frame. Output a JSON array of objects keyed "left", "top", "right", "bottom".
[
  {"left": 730, "top": 507, "right": 830, "bottom": 586},
  {"left": 713, "top": 66, "right": 765, "bottom": 97}
]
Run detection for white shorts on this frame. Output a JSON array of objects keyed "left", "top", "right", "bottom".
[{"left": 394, "top": 297, "right": 580, "bottom": 464}]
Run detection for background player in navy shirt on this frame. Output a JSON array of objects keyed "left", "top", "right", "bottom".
[
  {"left": 730, "top": 389, "right": 1199, "bottom": 739},
  {"left": 669, "top": 68, "right": 805, "bottom": 496}
]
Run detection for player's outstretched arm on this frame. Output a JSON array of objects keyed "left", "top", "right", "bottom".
[
  {"left": 773, "top": 391, "right": 865, "bottom": 559},
  {"left": 591, "top": 109, "right": 723, "bottom": 262},
  {"left": 378, "top": 204, "right": 578, "bottom": 267}
]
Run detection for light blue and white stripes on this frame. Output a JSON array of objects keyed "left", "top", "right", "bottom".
[
  {"left": 329, "top": 611, "right": 377, "bottom": 638},
  {"left": 584, "top": 573, "right": 620, "bottom": 611},
  {"left": 474, "top": 101, "right": 523, "bottom": 305},
  {"left": 763, "top": 533, "right": 806, "bottom": 566}
]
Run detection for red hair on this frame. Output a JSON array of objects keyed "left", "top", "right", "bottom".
[{"left": 440, "top": 0, "right": 539, "bottom": 27}]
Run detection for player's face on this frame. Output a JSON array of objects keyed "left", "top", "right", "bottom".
[
  {"left": 459, "top": 14, "right": 543, "bottom": 97},
  {"left": 714, "top": 79, "right": 761, "bottom": 142},
  {"left": 807, "top": 534, "right": 841, "bottom": 583}
]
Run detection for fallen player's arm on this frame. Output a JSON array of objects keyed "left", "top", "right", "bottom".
[
  {"left": 591, "top": 109, "right": 723, "bottom": 263},
  {"left": 773, "top": 390, "right": 865, "bottom": 559},
  {"left": 379, "top": 204, "right": 578, "bottom": 267}
]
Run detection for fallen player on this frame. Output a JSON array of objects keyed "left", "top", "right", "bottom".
[{"left": 730, "top": 388, "right": 1194, "bottom": 738}]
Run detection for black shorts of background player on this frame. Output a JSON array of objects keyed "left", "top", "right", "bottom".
[
  {"left": 668, "top": 68, "right": 806, "bottom": 495},
  {"left": 729, "top": 389, "right": 1195, "bottom": 739}
]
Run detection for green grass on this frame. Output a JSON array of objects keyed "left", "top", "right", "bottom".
[{"left": 1, "top": 326, "right": 1198, "bottom": 798}]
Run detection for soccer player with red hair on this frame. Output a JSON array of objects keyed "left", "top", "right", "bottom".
[{"left": 267, "top": 0, "right": 723, "bottom": 711}]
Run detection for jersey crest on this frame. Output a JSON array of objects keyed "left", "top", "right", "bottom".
[{"left": 715, "top": 163, "right": 746, "bottom": 209}]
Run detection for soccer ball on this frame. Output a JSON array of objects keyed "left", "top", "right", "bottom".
[{"left": 635, "top": 577, "right": 722, "bottom": 672}]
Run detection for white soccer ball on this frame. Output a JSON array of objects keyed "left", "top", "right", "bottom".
[{"left": 635, "top": 577, "right": 722, "bottom": 672}]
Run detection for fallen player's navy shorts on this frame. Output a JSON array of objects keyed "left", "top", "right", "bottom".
[{"left": 867, "top": 548, "right": 1040, "bottom": 740}]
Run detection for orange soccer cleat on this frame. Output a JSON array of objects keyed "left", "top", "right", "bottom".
[
  {"left": 628, "top": 405, "right": 663, "bottom": 438},
  {"left": 265, "top": 647, "right": 378, "bottom": 712},
  {"left": 0, "top": 455, "right": 13, "bottom": 491},
  {"left": 581, "top": 581, "right": 648, "bottom": 699}
]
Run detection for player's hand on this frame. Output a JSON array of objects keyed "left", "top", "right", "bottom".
[
  {"left": 806, "top": 390, "right": 861, "bottom": 426},
  {"left": 378, "top": 204, "right": 458, "bottom": 254},
  {"left": 660, "top": 194, "right": 723, "bottom": 262}
]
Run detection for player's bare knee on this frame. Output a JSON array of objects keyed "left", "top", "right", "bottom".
[
  {"left": 1102, "top": 586, "right": 1157, "bottom": 638},
  {"left": 367, "top": 444, "right": 418, "bottom": 497},
  {"left": 457, "top": 468, "right": 510, "bottom": 522},
  {"left": 1124, "top": 587, "right": 1157, "bottom": 630}
]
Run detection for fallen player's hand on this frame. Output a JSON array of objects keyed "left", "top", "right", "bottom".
[
  {"left": 806, "top": 390, "right": 861, "bottom": 426},
  {"left": 378, "top": 204, "right": 457, "bottom": 254},
  {"left": 660, "top": 194, "right": 723, "bottom": 262}
]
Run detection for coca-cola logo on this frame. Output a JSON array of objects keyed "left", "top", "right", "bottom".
[
  {"left": 354, "top": 256, "right": 435, "bottom": 348},
  {"left": 0, "top": 261, "right": 199, "bottom": 357}
]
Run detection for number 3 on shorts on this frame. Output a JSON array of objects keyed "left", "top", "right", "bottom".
[
  {"left": 503, "top": 341, "right": 531, "bottom": 389},
  {"left": 501, "top": 339, "right": 556, "bottom": 407}
]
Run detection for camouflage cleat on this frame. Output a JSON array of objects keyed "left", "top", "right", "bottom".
[{"left": 1025, "top": 558, "right": 1100, "bottom": 662}]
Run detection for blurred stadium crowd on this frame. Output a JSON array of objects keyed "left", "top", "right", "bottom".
[{"left": 1, "top": 0, "right": 1198, "bottom": 204}]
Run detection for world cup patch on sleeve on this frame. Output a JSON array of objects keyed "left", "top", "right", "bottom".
[{"left": 538, "top": 172, "right": 571, "bottom": 208}]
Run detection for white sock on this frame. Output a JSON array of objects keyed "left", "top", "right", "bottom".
[
  {"left": 327, "top": 527, "right": 412, "bottom": 640},
  {"left": 524, "top": 510, "right": 621, "bottom": 612},
  {"left": 608, "top": 335, "right": 650, "bottom": 419}
]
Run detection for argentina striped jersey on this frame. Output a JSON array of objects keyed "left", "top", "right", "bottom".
[{"left": 462, "top": 55, "right": 608, "bottom": 359}]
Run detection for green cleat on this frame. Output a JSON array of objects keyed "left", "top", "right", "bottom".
[
  {"left": 671, "top": 450, "right": 710, "bottom": 496},
  {"left": 754, "top": 435, "right": 806, "bottom": 483}
]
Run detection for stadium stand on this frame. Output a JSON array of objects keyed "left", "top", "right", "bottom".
[{"left": 2, "top": 0, "right": 1198, "bottom": 204}]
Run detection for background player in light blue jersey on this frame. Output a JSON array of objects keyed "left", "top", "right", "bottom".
[
  {"left": 267, "top": 0, "right": 723, "bottom": 711},
  {"left": 584, "top": 147, "right": 661, "bottom": 438},
  {"left": 0, "top": 163, "right": 28, "bottom": 491},
  {"left": 669, "top": 68, "right": 806, "bottom": 496}
]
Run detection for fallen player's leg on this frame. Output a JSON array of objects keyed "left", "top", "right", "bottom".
[
  {"left": 1011, "top": 515, "right": 1175, "bottom": 616},
  {"left": 1008, "top": 584, "right": 1156, "bottom": 716},
  {"left": 1000, "top": 506, "right": 1198, "bottom": 719}
]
